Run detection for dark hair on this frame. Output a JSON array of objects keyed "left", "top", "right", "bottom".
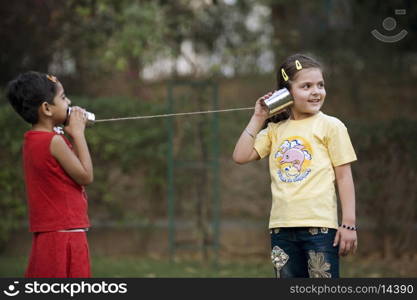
[
  {"left": 6, "top": 71, "right": 57, "bottom": 124},
  {"left": 263, "top": 53, "right": 323, "bottom": 128}
]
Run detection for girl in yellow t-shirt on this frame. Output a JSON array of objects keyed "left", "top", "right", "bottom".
[{"left": 233, "top": 53, "right": 357, "bottom": 278}]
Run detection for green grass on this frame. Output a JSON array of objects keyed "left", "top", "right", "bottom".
[
  {"left": 91, "top": 257, "right": 275, "bottom": 278},
  {"left": 0, "top": 256, "right": 274, "bottom": 278},
  {"left": 0, "top": 255, "right": 408, "bottom": 278}
]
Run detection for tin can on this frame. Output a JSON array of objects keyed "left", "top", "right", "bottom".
[
  {"left": 262, "top": 88, "right": 293, "bottom": 116},
  {"left": 66, "top": 107, "right": 95, "bottom": 125}
]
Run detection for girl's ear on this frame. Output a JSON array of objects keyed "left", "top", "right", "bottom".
[{"left": 39, "top": 101, "right": 53, "bottom": 117}]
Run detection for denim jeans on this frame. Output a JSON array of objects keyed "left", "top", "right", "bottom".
[{"left": 270, "top": 227, "right": 339, "bottom": 278}]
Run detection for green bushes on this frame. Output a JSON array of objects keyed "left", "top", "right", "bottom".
[
  {"left": 1, "top": 92, "right": 416, "bottom": 255},
  {"left": 0, "top": 101, "right": 29, "bottom": 251},
  {"left": 348, "top": 119, "right": 417, "bottom": 256},
  {"left": 0, "top": 95, "right": 168, "bottom": 249},
  {"left": 69, "top": 96, "right": 169, "bottom": 222}
]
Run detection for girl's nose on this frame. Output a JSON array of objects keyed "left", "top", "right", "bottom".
[{"left": 311, "top": 87, "right": 319, "bottom": 95}]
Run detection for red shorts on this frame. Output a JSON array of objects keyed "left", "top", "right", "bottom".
[{"left": 25, "top": 231, "right": 91, "bottom": 278}]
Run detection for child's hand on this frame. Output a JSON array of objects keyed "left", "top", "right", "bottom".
[
  {"left": 333, "top": 228, "right": 358, "bottom": 256},
  {"left": 253, "top": 92, "right": 272, "bottom": 120},
  {"left": 64, "top": 106, "right": 87, "bottom": 137}
]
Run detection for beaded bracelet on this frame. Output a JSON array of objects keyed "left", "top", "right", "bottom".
[{"left": 340, "top": 224, "right": 357, "bottom": 231}]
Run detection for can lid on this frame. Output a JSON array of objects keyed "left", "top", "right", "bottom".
[{"left": 86, "top": 112, "right": 95, "bottom": 121}]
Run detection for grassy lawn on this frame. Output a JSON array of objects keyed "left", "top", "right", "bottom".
[{"left": 0, "top": 255, "right": 409, "bottom": 278}]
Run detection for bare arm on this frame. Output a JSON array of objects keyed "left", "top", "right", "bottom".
[
  {"left": 333, "top": 163, "right": 357, "bottom": 256},
  {"left": 51, "top": 107, "right": 93, "bottom": 185},
  {"left": 232, "top": 95, "right": 271, "bottom": 164}
]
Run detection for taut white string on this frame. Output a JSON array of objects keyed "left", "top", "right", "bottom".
[{"left": 94, "top": 106, "right": 253, "bottom": 123}]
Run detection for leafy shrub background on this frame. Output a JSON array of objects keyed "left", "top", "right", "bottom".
[{"left": 1, "top": 80, "right": 417, "bottom": 257}]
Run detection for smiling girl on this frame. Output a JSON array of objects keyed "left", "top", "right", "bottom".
[{"left": 232, "top": 54, "right": 357, "bottom": 278}]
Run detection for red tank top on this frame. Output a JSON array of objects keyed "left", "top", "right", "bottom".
[{"left": 23, "top": 131, "right": 90, "bottom": 232}]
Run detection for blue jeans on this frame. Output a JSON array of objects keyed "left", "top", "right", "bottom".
[{"left": 270, "top": 227, "right": 339, "bottom": 278}]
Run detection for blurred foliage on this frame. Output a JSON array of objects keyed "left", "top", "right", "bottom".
[
  {"left": 0, "top": 101, "right": 28, "bottom": 252},
  {"left": 349, "top": 119, "right": 417, "bottom": 257},
  {"left": 1, "top": 0, "right": 415, "bottom": 94},
  {"left": 1, "top": 0, "right": 417, "bottom": 256},
  {"left": 0, "top": 93, "right": 169, "bottom": 249},
  {"left": 73, "top": 96, "right": 169, "bottom": 222},
  {"left": 0, "top": 0, "right": 276, "bottom": 89},
  {"left": 1, "top": 87, "right": 416, "bottom": 254},
  {"left": 103, "top": 2, "right": 168, "bottom": 71}
]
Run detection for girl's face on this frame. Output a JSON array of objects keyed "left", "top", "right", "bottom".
[
  {"left": 289, "top": 68, "right": 325, "bottom": 120},
  {"left": 51, "top": 82, "right": 71, "bottom": 125}
]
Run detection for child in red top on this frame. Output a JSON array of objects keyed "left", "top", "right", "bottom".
[{"left": 7, "top": 71, "right": 94, "bottom": 278}]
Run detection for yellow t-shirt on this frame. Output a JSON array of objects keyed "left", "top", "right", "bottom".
[{"left": 254, "top": 111, "right": 357, "bottom": 229}]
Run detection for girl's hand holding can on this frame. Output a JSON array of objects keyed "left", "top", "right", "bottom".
[
  {"left": 254, "top": 92, "right": 272, "bottom": 120},
  {"left": 64, "top": 106, "right": 87, "bottom": 137}
]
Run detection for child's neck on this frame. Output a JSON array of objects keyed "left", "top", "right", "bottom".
[
  {"left": 290, "top": 110, "right": 319, "bottom": 121},
  {"left": 31, "top": 120, "right": 56, "bottom": 132}
]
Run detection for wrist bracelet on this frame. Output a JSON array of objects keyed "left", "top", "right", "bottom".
[
  {"left": 339, "top": 224, "right": 357, "bottom": 231},
  {"left": 245, "top": 129, "right": 255, "bottom": 139}
]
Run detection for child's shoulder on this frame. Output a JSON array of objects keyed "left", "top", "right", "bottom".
[
  {"left": 260, "top": 120, "right": 285, "bottom": 136},
  {"left": 24, "top": 130, "right": 70, "bottom": 148},
  {"left": 24, "top": 130, "right": 56, "bottom": 140},
  {"left": 266, "top": 119, "right": 288, "bottom": 130},
  {"left": 317, "top": 112, "right": 347, "bottom": 129}
]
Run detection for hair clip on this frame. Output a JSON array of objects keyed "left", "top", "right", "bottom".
[
  {"left": 295, "top": 60, "right": 302, "bottom": 70},
  {"left": 46, "top": 74, "right": 58, "bottom": 83},
  {"left": 281, "top": 68, "right": 289, "bottom": 81}
]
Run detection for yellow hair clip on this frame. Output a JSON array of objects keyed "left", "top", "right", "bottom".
[
  {"left": 281, "top": 68, "right": 289, "bottom": 81},
  {"left": 295, "top": 60, "right": 302, "bottom": 70},
  {"left": 46, "top": 74, "right": 57, "bottom": 83}
]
